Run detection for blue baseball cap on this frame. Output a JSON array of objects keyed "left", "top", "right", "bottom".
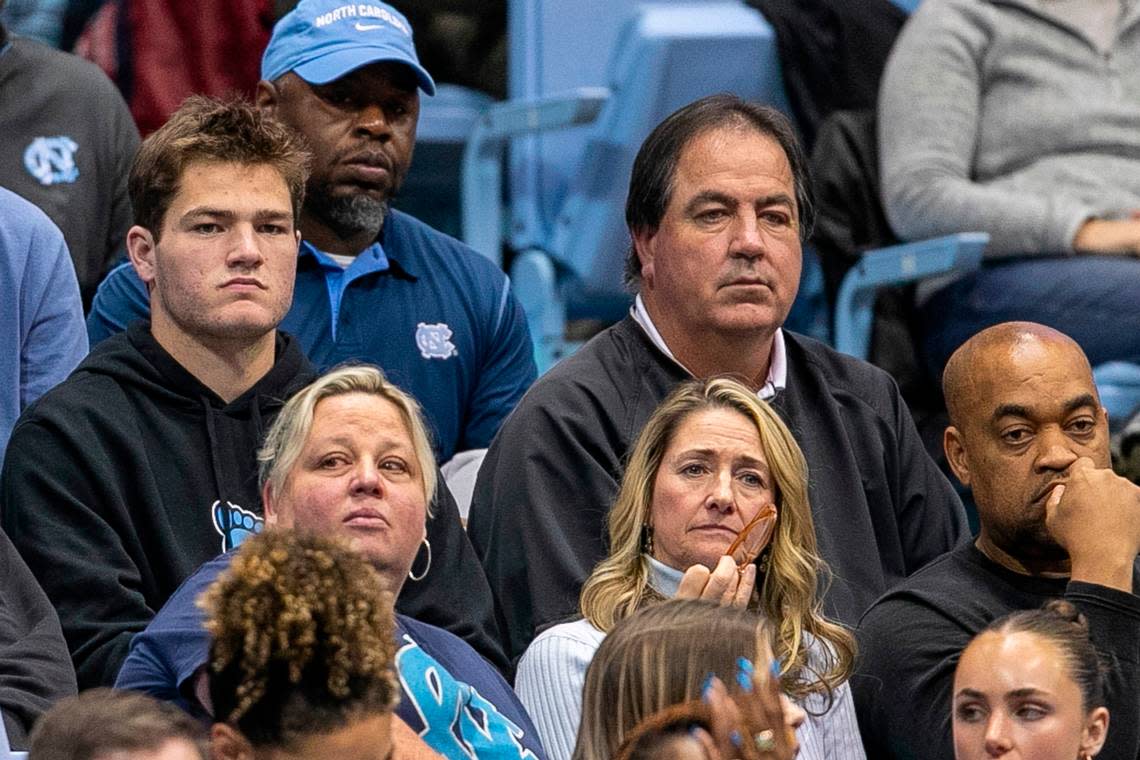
[{"left": 262, "top": 0, "right": 436, "bottom": 95}]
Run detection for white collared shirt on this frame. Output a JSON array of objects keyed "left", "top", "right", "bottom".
[{"left": 630, "top": 294, "right": 787, "bottom": 400}]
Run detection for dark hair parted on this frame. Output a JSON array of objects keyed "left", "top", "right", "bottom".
[
  {"left": 129, "top": 95, "right": 310, "bottom": 240},
  {"left": 623, "top": 94, "right": 814, "bottom": 289},
  {"left": 981, "top": 599, "right": 1106, "bottom": 713},
  {"left": 200, "top": 529, "right": 398, "bottom": 748},
  {"left": 28, "top": 688, "right": 207, "bottom": 760}
]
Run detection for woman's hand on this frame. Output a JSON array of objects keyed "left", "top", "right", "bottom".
[
  {"left": 697, "top": 666, "right": 798, "bottom": 760},
  {"left": 676, "top": 555, "right": 756, "bottom": 607}
]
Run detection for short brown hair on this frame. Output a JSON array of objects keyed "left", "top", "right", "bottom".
[
  {"left": 27, "top": 688, "right": 207, "bottom": 760},
  {"left": 129, "top": 95, "right": 310, "bottom": 240}
]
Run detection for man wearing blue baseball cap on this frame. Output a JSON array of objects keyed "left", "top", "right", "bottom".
[{"left": 87, "top": 0, "right": 537, "bottom": 488}]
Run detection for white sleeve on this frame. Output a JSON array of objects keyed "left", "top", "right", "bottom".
[
  {"left": 795, "top": 635, "right": 866, "bottom": 760},
  {"left": 514, "top": 622, "right": 602, "bottom": 760}
]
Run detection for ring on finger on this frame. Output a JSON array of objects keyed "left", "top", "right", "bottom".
[{"left": 753, "top": 729, "right": 776, "bottom": 752}]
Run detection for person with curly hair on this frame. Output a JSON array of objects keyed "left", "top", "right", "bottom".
[
  {"left": 201, "top": 529, "right": 408, "bottom": 759},
  {"left": 115, "top": 364, "right": 546, "bottom": 759},
  {"left": 516, "top": 377, "right": 862, "bottom": 760}
]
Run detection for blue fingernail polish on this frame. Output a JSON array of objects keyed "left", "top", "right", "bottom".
[
  {"left": 736, "top": 669, "right": 753, "bottom": 692},
  {"left": 770, "top": 658, "right": 782, "bottom": 677},
  {"left": 701, "top": 673, "right": 715, "bottom": 701},
  {"left": 730, "top": 731, "right": 743, "bottom": 748},
  {"left": 737, "top": 656, "right": 755, "bottom": 674}
]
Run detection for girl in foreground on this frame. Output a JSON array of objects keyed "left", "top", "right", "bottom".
[
  {"left": 575, "top": 599, "right": 803, "bottom": 760},
  {"left": 953, "top": 600, "right": 1109, "bottom": 760}
]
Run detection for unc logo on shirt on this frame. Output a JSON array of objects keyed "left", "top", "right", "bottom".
[
  {"left": 396, "top": 636, "right": 538, "bottom": 759},
  {"left": 416, "top": 322, "right": 457, "bottom": 360},
  {"left": 23, "top": 136, "right": 80, "bottom": 186},
  {"left": 211, "top": 501, "right": 264, "bottom": 552}
]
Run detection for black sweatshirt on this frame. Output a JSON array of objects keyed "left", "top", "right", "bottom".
[
  {"left": 854, "top": 542, "right": 1140, "bottom": 760},
  {"left": 468, "top": 316, "right": 969, "bottom": 661},
  {"left": 0, "top": 527, "right": 76, "bottom": 748},
  {"left": 1, "top": 322, "right": 507, "bottom": 688}
]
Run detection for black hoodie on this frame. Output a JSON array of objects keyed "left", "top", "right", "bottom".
[{"left": 1, "top": 322, "right": 507, "bottom": 688}]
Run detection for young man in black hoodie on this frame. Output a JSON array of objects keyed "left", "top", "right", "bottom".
[{"left": 0, "top": 96, "right": 506, "bottom": 690}]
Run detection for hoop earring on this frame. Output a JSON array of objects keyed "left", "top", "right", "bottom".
[
  {"left": 408, "top": 538, "right": 431, "bottom": 582},
  {"left": 640, "top": 524, "right": 654, "bottom": 555}
]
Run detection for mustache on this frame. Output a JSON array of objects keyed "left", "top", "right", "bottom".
[
  {"left": 1031, "top": 478, "right": 1067, "bottom": 504},
  {"left": 338, "top": 149, "right": 393, "bottom": 171},
  {"left": 715, "top": 263, "right": 771, "bottom": 288}
]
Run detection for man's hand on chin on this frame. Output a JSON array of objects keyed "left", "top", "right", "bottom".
[{"left": 1046, "top": 457, "right": 1140, "bottom": 593}]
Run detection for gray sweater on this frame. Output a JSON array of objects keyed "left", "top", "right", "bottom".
[{"left": 879, "top": 0, "right": 1140, "bottom": 257}]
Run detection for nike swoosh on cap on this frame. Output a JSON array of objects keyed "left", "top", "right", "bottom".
[{"left": 355, "top": 22, "right": 384, "bottom": 31}]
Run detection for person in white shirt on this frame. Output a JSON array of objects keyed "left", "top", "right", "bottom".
[{"left": 516, "top": 377, "right": 864, "bottom": 760}]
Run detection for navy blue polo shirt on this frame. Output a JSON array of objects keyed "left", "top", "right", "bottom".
[{"left": 87, "top": 210, "right": 537, "bottom": 462}]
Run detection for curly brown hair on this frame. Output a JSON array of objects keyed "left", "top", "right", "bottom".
[{"left": 199, "top": 529, "right": 398, "bottom": 747}]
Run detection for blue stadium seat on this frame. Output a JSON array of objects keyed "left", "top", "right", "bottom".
[
  {"left": 462, "top": 0, "right": 790, "bottom": 371},
  {"left": 395, "top": 84, "right": 495, "bottom": 239}
]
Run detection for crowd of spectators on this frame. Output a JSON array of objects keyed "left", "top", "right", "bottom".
[{"left": 1, "top": 1, "right": 1137, "bottom": 759}]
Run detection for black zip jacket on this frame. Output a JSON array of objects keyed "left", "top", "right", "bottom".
[{"left": 2, "top": 322, "right": 506, "bottom": 687}]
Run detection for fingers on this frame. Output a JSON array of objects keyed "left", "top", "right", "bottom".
[
  {"left": 703, "top": 676, "right": 749, "bottom": 759},
  {"left": 677, "top": 565, "right": 713, "bottom": 600},
  {"left": 690, "top": 727, "right": 721, "bottom": 760},
  {"left": 1069, "top": 456, "right": 1097, "bottom": 475},
  {"left": 703, "top": 556, "right": 739, "bottom": 603},
  {"left": 1045, "top": 483, "right": 1066, "bottom": 512},
  {"left": 731, "top": 563, "right": 757, "bottom": 608}
]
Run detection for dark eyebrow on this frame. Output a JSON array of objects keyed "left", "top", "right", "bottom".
[
  {"left": 252, "top": 210, "right": 294, "bottom": 225},
  {"left": 181, "top": 207, "right": 236, "bottom": 222},
  {"left": 683, "top": 191, "right": 738, "bottom": 215},
  {"left": 180, "top": 208, "right": 292, "bottom": 224},
  {"left": 1007, "top": 687, "right": 1049, "bottom": 699},
  {"left": 683, "top": 191, "right": 796, "bottom": 217},
  {"left": 991, "top": 393, "right": 1098, "bottom": 424},
  {"left": 991, "top": 403, "right": 1031, "bottom": 423},
  {"left": 1062, "top": 393, "right": 1098, "bottom": 416},
  {"left": 955, "top": 688, "right": 986, "bottom": 700}
]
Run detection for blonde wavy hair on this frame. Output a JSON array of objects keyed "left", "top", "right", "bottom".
[
  {"left": 578, "top": 376, "right": 855, "bottom": 702},
  {"left": 258, "top": 364, "right": 437, "bottom": 514}
]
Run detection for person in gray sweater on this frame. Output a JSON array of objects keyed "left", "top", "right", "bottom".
[{"left": 878, "top": 0, "right": 1140, "bottom": 376}]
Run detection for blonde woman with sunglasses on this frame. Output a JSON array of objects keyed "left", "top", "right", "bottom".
[{"left": 515, "top": 376, "right": 861, "bottom": 760}]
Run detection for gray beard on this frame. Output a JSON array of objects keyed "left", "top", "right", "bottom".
[{"left": 307, "top": 189, "right": 388, "bottom": 240}]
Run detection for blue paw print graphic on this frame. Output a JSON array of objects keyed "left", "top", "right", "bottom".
[{"left": 212, "top": 501, "right": 264, "bottom": 551}]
